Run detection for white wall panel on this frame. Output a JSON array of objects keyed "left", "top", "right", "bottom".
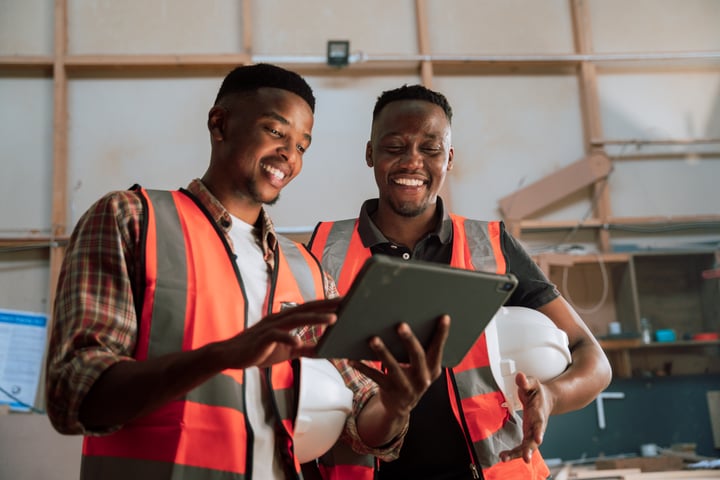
[
  {"left": 434, "top": 74, "right": 586, "bottom": 221},
  {"left": 598, "top": 71, "right": 720, "bottom": 217},
  {"left": 589, "top": 0, "right": 720, "bottom": 52},
  {"left": 67, "top": 76, "right": 218, "bottom": 225},
  {"left": 0, "top": 252, "right": 49, "bottom": 312},
  {"left": 68, "top": 0, "right": 244, "bottom": 54},
  {"left": 0, "top": 76, "right": 54, "bottom": 231},
  {"left": 0, "top": 0, "right": 54, "bottom": 55},
  {"left": 252, "top": 0, "right": 417, "bottom": 55},
  {"left": 427, "top": 0, "right": 574, "bottom": 54}
]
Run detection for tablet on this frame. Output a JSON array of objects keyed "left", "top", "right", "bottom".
[{"left": 315, "top": 255, "right": 518, "bottom": 367}]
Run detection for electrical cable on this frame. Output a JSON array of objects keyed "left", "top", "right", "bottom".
[
  {"left": 561, "top": 253, "right": 610, "bottom": 315},
  {"left": 0, "top": 385, "right": 45, "bottom": 414}
]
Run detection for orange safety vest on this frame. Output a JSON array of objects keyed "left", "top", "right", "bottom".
[
  {"left": 81, "top": 188, "right": 325, "bottom": 480},
  {"left": 308, "top": 215, "right": 550, "bottom": 480}
]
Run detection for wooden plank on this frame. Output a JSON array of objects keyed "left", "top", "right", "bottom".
[
  {"left": 535, "top": 252, "right": 630, "bottom": 266},
  {"left": 498, "top": 153, "right": 612, "bottom": 220},
  {"left": 0, "top": 56, "right": 54, "bottom": 69},
  {"left": 593, "top": 137, "right": 720, "bottom": 146},
  {"left": 570, "top": 0, "right": 612, "bottom": 252},
  {"left": 596, "top": 456, "right": 684, "bottom": 473},
  {"left": 708, "top": 391, "right": 720, "bottom": 449},
  {"left": 623, "top": 471, "right": 720, "bottom": 480},
  {"left": 64, "top": 53, "right": 251, "bottom": 69},
  {"left": 414, "top": 0, "right": 434, "bottom": 88},
  {"left": 413, "top": 0, "right": 454, "bottom": 214},
  {"left": 49, "top": 0, "right": 69, "bottom": 323},
  {"left": 517, "top": 214, "right": 720, "bottom": 231},
  {"left": 600, "top": 339, "right": 644, "bottom": 350},
  {"left": 572, "top": 467, "right": 641, "bottom": 479}
]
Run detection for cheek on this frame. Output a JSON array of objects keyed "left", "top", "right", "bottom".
[
  {"left": 290, "top": 158, "right": 303, "bottom": 179},
  {"left": 430, "top": 157, "right": 449, "bottom": 174}
]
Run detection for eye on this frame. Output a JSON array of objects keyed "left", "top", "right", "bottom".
[
  {"left": 296, "top": 144, "right": 307, "bottom": 154},
  {"left": 422, "top": 144, "right": 442, "bottom": 154},
  {"left": 267, "top": 127, "right": 282, "bottom": 137},
  {"left": 385, "top": 145, "right": 405, "bottom": 154}
]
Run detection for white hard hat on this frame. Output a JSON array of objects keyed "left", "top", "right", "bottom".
[
  {"left": 294, "top": 358, "right": 353, "bottom": 463},
  {"left": 485, "top": 306, "right": 572, "bottom": 411}
]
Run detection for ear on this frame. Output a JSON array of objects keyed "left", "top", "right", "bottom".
[
  {"left": 208, "top": 106, "right": 226, "bottom": 142},
  {"left": 365, "top": 141, "right": 373, "bottom": 167},
  {"left": 447, "top": 145, "right": 454, "bottom": 171}
]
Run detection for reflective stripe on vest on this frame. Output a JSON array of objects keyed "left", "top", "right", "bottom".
[
  {"left": 82, "top": 188, "right": 325, "bottom": 480},
  {"left": 309, "top": 215, "right": 549, "bottom": 480}
]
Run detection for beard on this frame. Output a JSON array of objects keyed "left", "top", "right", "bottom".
[
  {"left": 391, "top": 198, "right": 430, "bottom": 217},
  {"left": 246, "top": 178, "right": 280, "bottom": 206}
]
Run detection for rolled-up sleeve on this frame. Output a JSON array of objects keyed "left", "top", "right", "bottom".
[{"left": 45, "top": 191, "right": 143, "bottom": 435}]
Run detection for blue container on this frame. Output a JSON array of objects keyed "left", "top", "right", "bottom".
[{"left": 654, "top": 329, "right": 676, "bottom": 342}]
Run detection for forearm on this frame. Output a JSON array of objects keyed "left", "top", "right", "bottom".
[
  {"left": 79, "top": 341, "right": 227, "bottom": 429},
  {"left": 545, "top": 340, "right": 612, "bottom": 415}
]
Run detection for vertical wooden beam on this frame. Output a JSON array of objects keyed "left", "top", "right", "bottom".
[
  {"left": 414, "top": 0, "right": 433, "bottom": 88},
  {"left": 414, "top": 0, "right": 454, "bottom": 210},
  {"left": 570, "top": 0, "right": 612, "bottom": 252},
  {"left": 48, "top": 0, "right": 68, "bottom": 321},
  {"left": 241, "top": 0, "right": 253, "bottom": 59}
]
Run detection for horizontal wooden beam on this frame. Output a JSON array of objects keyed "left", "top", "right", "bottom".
[
  {"left": 3, "top": 52, "right": 719, "bottom": 75},
  {"left": 0, "top": 56, "right": 54, "bottom": 71},
  {"left": 498, "top": 153, "right": 612, "bottom": 220},
  {"left": 64, "top": 53, "right": 251, "bottom": 70},
  {"left": 593, "top": 137, "right": 720, "bottom": 146},
  {"left": 534, "top": 252, "right": 631, "bottom": 266},
  {"left": 517, "top": 214, "right": 720, "bottom": 231},
  {"left": 0, "top": 236, "right": 68, "bottom": 249}
]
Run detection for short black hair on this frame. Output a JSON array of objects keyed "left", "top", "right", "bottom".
[
  {"left": 214, "top": 63, "right": 315, "bottom": 112},
  {"left": 372, "top": 84, "right": 452, "bottom": 124}
]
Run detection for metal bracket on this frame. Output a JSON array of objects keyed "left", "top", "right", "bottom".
[{"left": 596, "top": 391, "right": 625, "bottom": 430}]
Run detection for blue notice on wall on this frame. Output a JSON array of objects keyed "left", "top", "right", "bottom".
[{"left": 0, "top": 309, "right": 47, "bottom": 412}]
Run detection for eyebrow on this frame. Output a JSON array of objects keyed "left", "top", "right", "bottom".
[
  {"left": 263, "top": 111, "right": 312, "bottom": 145},
  {"left": 380, "top": 131, "right": 444, "bottom": 141}
]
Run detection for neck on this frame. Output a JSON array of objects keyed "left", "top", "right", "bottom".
[
  {"left": 372, "top": 204, "right": 439, "bottom": 251},
  {"left": 201, "top": 172, "right": 262, "bottom": 226}
]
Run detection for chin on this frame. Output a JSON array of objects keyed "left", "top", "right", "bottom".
[
  {"left": 264, "top": 194, "right": 281, "bottom": 206},
  {"left": 393, "top": 201, "right": 429, "bottom": 218}
]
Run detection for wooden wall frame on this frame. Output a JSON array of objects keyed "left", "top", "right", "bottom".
[{"left": 1, "top": 0, "right": 719, "bottom": 335}]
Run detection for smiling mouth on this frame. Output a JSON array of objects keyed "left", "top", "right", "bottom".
[
  {"left": 392, "top": 177, "right": 426, "bottom": 187},
  {"left": 261, "top": 162, "right": 287, "bottom": 182}
]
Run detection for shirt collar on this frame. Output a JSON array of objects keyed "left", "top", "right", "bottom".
[
  {"left": 356, "top": 197, "right": 453, "bottom": 248},
  {"left": 186, "top": 178, "right": 278, "bottom": 256}
]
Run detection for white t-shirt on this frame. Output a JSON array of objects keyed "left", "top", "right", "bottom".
[{"left": 227, "top": 214, "right": 285, "bottom": 479}]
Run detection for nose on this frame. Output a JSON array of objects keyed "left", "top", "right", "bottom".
[
  {"left": 399, "top": 145, "right": 424, "bottom": 169},
  {"left": 277, "top": 139, "right": 302, "bottom": 165},
  {"left": 276, "top": 139, "right": 292, "bottom": 161}
]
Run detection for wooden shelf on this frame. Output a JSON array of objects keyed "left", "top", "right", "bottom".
[
  {"left": 600, "top": 339, "right": 720, "bottom": 351},
  {"left": 600, "top": 339, "right": 720, "bottom": 378},
  {"left": 516, "top": 215, "right": 720, "bottom": 233}
]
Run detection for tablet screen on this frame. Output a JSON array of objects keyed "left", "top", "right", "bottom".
[{"left": 315, "top": 255, "right": 518, "bottom": 367}]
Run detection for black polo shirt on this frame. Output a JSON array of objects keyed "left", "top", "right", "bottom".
[{"left": 354, "top": 198, "right": 559, "bottom": 480}]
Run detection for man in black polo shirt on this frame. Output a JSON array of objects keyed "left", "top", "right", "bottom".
[{"left": 308, "top": 84, "right": 611, "bottom": 480}]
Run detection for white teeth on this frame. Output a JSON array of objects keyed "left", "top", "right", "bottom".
[
  {"left": 393, "top": 178, "right": 424, "bottom": 186},
  {"left": 262, "top": 163, "right": 286, "bottom": 180}
]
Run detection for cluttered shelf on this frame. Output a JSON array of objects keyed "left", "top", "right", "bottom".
[
  {"left": 600, "top": 338, "right": 720, "bottom": 351},
  {"left": 599, "top": 338, "right": 720, "bottom": 379}
]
